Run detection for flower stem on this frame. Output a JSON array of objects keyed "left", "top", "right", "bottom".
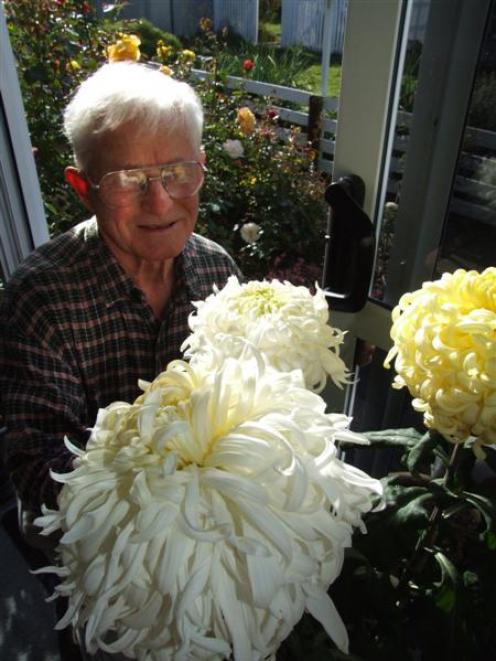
[{"left": 396, "top": 440, "right": 461, "bottom": 602}]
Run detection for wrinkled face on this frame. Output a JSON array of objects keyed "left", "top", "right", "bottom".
[{"left": 84, "top": 122, "right": 204, "bottom": 268}]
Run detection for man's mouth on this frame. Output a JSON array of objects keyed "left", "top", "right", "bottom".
[{"left": 138, "top": 220, "right": 178, "bottom": 231}]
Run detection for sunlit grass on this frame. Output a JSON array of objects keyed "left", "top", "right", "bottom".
[
  {"left": 294, "top": 63, "right": 342, "bottom": 98},
  {"left": 259, "top": 20, "right": 281, "bottom": 43}
]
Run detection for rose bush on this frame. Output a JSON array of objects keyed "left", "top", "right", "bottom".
[
  {"left": 6, "top": 6, "right": 328, "bottom": 286},
  {"left": 4, "top": 0, "right": 124, "bottom": 236}
]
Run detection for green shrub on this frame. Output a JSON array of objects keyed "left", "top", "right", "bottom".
[
  {"left": 125, "top": 17, "right": 182, "bottom": 59},
  {"left": 188, "top": 25, "right": 315, "bottom": 89},
  {"left": 5, "top": 0, "right": 122, "bottom": 236},
  {"left": 196, "top": 90, "right": 327, "bottom": 282}
]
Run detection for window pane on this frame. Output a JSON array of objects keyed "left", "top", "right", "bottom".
[
  {"left": 434, "top": 3, "right": 496, "bottom": 275},
  {"left": 372, "top": 0, "right": 431, "bottom": 302},
  {"left": 372, "top": 0, "right": 495, "bottom": 303}
]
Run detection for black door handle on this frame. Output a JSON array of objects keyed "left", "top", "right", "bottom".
[{"left": 321, "top": 175, "right": 375, "bottom": 313}]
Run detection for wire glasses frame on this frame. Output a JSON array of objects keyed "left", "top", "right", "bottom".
[{"left": 84, "top": 161, "right": 205, "bottom": 208}]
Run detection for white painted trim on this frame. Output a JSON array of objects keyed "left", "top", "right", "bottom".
[{"left": 331, "top": 0, "right": 408, "bottom": 220}]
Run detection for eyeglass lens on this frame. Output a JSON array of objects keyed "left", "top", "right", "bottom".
[{"left": 99, "top": 162, "right": 203, "bottom": 207}]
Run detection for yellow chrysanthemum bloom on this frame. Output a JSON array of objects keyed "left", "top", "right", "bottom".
[
  {"left": 107, "top": 33, "right": 141, "bottom": 63},
  {"left": 159, "top": 65, "right": 174, "bottom": 77},
  {"left": 385, "top": 268, "right": 496, "bottom": 456},
  {"left": 237, "top": 106, "right": 256, "bottom": 136},
  {"left": 156, "top": 40, "right": 173, "bottom": 61},
  {"left": 179, "top": 49, "right": 196, "bottom": 64}
]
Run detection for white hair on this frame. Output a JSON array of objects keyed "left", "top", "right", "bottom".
[{"left": 64, "top": 62, "right": 204, "bottom": 169}]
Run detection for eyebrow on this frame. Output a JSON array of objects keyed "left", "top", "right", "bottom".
[{"left": 113, "top": 160, "right": 193, "bottom": 172}]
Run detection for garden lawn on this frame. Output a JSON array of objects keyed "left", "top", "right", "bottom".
[{"left": 294, "top": 62, "right": 342, "bottom": 98}]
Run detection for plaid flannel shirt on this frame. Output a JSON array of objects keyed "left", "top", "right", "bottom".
[{"left": 0, "top": 218, "right": 240, "bottom": 512}]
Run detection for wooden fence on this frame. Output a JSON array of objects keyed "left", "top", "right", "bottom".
[{"left": 191, "top": 70, "right": 496, "bottom": 227}]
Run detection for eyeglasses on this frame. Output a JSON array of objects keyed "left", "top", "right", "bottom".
[{"left": 85, "top": 161, "right": 205, "bottom": 208}]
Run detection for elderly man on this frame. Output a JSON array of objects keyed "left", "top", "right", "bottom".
[{"left": 0, "top": 62, "right": 240, "bottom": 538}]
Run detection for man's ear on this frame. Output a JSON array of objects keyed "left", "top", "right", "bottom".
[{"left": 64, "top": 167, "right": 94, "bottom": 211}]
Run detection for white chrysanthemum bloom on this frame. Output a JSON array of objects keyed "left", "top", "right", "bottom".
[
  {"left": 385, "top": 268, "right": 496, "bottom": 457},
  {"left": 222, "top": 139, "right": 244, "bottom": 159},
  {"left": 35, "top": 354, "right": 381, "bottom": 660},
  {"left": 240, "top": 222, "right": 261, "bottom": 245},
  {"left": 182, "top": 276, "right": 350, "bottom": 393}
]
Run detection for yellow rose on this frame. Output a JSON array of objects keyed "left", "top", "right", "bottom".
[
  {"left": 385, "top": 268, "right": 496, "bottom": 456},
  {"left": 67, "top": 59, "right": 81, "bottom": 72},
  {"left": 107, "top": 34, "right": 141, "bottom": 63},
  {"left": 160, "top": 65, "right": 174, "bottom": 77},
  {"left": 237, "top": 106, "right": 256, "bottom": 136},
  {"left": 179, "top": 49, "right": 196, "bottom": 64},
  {"left": 156, "top": 40, "right": 173, "bottom": 61},
  {"left": 199, "top": 16, "right": 213, "bottom": 32}
]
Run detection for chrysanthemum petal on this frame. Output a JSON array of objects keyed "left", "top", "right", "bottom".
[{"left": 305, "top": 591, "right": 349, "bottom": 653}]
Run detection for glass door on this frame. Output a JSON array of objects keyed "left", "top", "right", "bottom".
[{"left": 324, "top": 0, "right": 494, "bottom": 472}]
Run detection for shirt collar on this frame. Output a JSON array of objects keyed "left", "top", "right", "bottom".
[{"left": 82, "top": 218, "right": 204, "bottom": 306}]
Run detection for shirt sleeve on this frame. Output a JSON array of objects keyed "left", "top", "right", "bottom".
[{"left": 0, "top": 291, "right": 90, "bottom": 513}]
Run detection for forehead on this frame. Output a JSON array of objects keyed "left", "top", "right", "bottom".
[{"left": 88, "top": 121, "right": 199, "bottom": 177}]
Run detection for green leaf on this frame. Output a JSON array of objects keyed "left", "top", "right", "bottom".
[
  {"left": 23, "top": 63, "right": 49, "bottom": 84},
  {"left": 461, "top": 490, "right": 496, "bottom": 535},
  {"left": 432, "top": 551, "right": 459, "bottom": 614},
  {"left": 434, "top": 585, "right": 456, "bottom": 613},
  {"left": 484, "top": 530, "right": 496, "bottom": 550},
  {"left": 407, "top": 431, "right": 437, "bottom": 476},
  {"left": 362, "top": 427, "right": 423, "bottom": 449},
  {"left": 462, "top": 570, "right": 479, "bottom": 588},
  {"left": 391, "top": 491, "right": 433, "bottom": 526}
]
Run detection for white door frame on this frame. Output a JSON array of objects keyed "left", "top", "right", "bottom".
[{"left": 325, "top": 0, "right": 492, "bottom": 414}]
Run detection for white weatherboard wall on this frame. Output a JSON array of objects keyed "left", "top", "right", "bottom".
[{"left": 108, "top": 0, "right": 258, "bottom": 42}]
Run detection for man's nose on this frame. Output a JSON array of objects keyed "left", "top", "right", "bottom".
[{"left": 142, "top": 177, "right": 174, "bottom": 211}]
